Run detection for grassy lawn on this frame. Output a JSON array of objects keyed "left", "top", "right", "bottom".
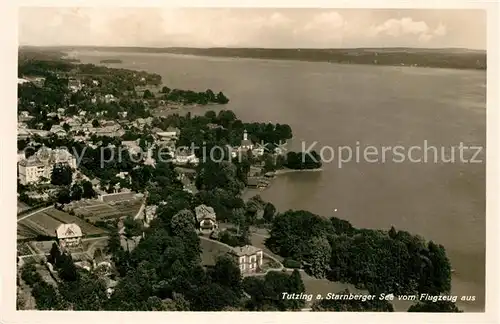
[
  {"left": 73, "top": 200, "right": 142, "bottom": 222},
  {"left": 199, "top": 238, "right": 232, "bottom": 266}
]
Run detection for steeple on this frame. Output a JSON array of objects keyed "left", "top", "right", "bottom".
[{"left": 243, "top": 130, "right": 248, "bottom": 141}]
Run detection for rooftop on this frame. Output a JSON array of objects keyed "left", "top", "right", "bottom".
[
  {"left": 230, "top": 245, "right": 263, "bottom": 257},
  {"left": 56, "top": 223, "right": 83, "bottom": 239},
  {"left": 195, "top": 204, "right": 216, "bottom": 221}
]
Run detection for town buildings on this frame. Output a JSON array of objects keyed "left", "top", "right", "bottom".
[
  {"left": 229, "top": 245, "right": 264, "bottom": 274},
  {"left": 174, "top": 149, "right": 199, "bottom": 165},
  {"left": 156, "top": 126, "right": 180, "bottom": 141},
  {"left": 55, "top": 223, "right": 83, "bottom": 250},
  {"left": 232, "top": 130, "right": 265, "bottom": 158},
  {"left": 144, "top": 205, "right": 158, "bottom": 226},
  {"left": 68, "top": 79, "right": 82, "bottom": 93},
  {"left": 18, "top": 147, "right": 77, "bottom": 185},
  {"left": 195, "top": 204, "right": 218, "bottom": 233}
]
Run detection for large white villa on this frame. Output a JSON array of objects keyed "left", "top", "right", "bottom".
[{"left": 18, "top": 147, "right": 77, "bottom": 185}]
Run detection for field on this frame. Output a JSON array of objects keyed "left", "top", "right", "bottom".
[
  {"left": 200, "top": 237, "right": 232, "bottom": 266},
  {"left": 17, "top": 222, "right": 43, "bottom": 240},
  {"left": 17, "top": 207, "right": 107, "bottom": 239},
  {"left": 70, "top": 199, "right": 142, "bottom": 222}
]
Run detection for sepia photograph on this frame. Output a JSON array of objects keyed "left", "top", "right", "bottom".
[{"left": 2, "top": 2, "right": 497, "bottom": 321}]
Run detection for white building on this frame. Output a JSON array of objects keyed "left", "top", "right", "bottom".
[
  {"left": 156, "top": 127, "right": 180, "bottom": 141},
  {"left": 104, "top": 94, "right": 117, "bottom": 103},
  {"left": 174, "top": 149, "right": 199, "bottom": 165},
  {"left": 115, "top": 171, "right": 129, "bottom": 180},
  {"left": 56, "top": 223, "right": 83, "bottom": 250},
  {"left": 229, "top": 245, "right": 264, "bottom": 274},
  {"left": 252, "top": 147, "right": 265, "bottom": 157},
  {"left": 122, "top": 140, "right": 143, "bottom": 156},
  {"left": 240, "top": 130, "right": 253, "bottom": 150},
  {"left": 68, "top": 79, "right": 82, "bottom": 93},
  {"left": 20, "top": 111, "right": 31, "bottom": 118},
  {"left": 232, "top": 130, "right": 257, "bottom": 158},
  {"left": 144, "top": 205, "right": 158, "bottom": 226},
  {"left": 50, "top": 125, "right": 67, "bottom": 137},
  {"left": 18, "top": 147, "right": 77, "bottom": 185}
]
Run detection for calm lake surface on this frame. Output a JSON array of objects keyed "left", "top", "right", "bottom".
[{"left": 76, "top": 51, "right": 486, "bottom": 311}]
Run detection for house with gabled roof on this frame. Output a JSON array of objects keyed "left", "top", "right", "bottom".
[{"left": 56, "top": 223, "right": 83, "bottom": 250}]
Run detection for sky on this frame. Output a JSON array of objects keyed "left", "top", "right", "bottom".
[{"left": 18, "top": 8, "right": 486, "bottom": 49}]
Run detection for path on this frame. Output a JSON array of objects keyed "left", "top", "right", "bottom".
[{"left": 17, "top": 206, "right": 53, "bottom": 222}]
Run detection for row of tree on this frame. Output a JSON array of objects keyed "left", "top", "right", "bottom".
[{"left": 265, "top": 210, "right": 454, "bottom": 299}]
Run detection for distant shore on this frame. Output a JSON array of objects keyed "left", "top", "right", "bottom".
[
  {"left": 48, "top": 46, "right": 487, "bottom": 70},
  {"left": 100, "top": 59, "right": 123, "bottom": 64}
]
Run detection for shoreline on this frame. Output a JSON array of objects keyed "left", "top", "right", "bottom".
[
  {"left": 273, "top": 168, "right": 323, "bottom": 175},
  {"left": 59, "top": 48, "right": 486, "bottom": 72}
]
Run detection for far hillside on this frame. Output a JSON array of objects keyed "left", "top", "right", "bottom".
[{"left": 35, "top": 46, "right": 487, "bottom": 70}]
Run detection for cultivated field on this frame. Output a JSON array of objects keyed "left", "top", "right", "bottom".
[
  {"left": 17, "top": 207, "right": 107, "bottom": 239},
  {"left": 17, "top": 222, "right": 42, "bottom": 240},
  {"left": 70, "top": 199, "right": 142, "bottom": 222}
]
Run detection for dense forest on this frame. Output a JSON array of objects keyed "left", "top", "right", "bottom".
[{"left": 266, "top": 210, "right": 452, "bottom": 297}]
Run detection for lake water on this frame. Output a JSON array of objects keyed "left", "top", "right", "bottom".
[{"left": 75, "top": 51, "right": 486, "bottom": 311}]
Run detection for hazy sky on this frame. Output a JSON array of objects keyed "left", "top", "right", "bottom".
[{"left": 19, "top": 8, "right": 486, "bottom": 49}]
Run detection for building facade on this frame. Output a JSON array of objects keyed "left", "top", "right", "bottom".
[
  {"left": 56, "top": 223, "right": 83, "bottom": 250},
  {"left": 195, "top": 204, "right": 218, "bottom": 233},
  {"left": 229, "top": 245, "right": 264, "bottom": 274},
  {"left": 18, "top": 147, "right": 77, "bottom": 185}
]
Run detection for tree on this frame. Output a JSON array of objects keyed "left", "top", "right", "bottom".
[
  {"left": 51, "top": 164, "right": 73, "bottom": 186},
  {"left": 215, "top": 91, "right": 229, "bottom": 104},
  {"left": 170, "top": 209, "right": 195, "bottom": 236},
  {"left": 123, "top": 216, "right": 143, "bottom": 238},
  {"left": 56, "top": 253, "right": 79, "bottom": 282},
  {"left": 70, "top": 183, "right": 83, "bottom": 201},
  {"left": 161, "top": 86, "right": 171, "bottom": 94},
  {"left": 31, "top": 281, "right": 66, "bottom": 310},
  {"left": 389, "top": 226, "right": 397, "bottom": 239},
  {"left": 209, "top": 256, "right": 242, "bottom": 293},
  {"left": 204, "top": 110, "right": 216, "bottom": 122},
  {"left": 62, "top": 123, "right": 71, "bottom": 132},
  {"left": 263, "top": 202, "right": 276, "bottom": 223},
  {"left": 92, "top": 119, "right": 100, "bottom": 127},
  {"left": 107, "top": 230, "right": 122, "bottom": 255},
  {"left": 143, "top": 89, "right": 154, "bottom": 99},
  {"left": 56, "top": 187, "right": 71, "bottom": 204},
  {"left": 265, "top": 210, "right": 333, "bottom": 261},
  {"left": 243, "top": 270, "right": 306, "bottom": 311},
  {"left": 58, "top": 272, "right": 107, "bottom": 310},
  {"left": 305, "top": 236, "right": 331, "bottom": 278},
  {"left": 287, "top": 269, "right": 306, "bottom": 309},
  {"left": 81, "top": 180, "right": 96, "bottom": 198},
  {"left": 49, "top": 242, "right": 61, "bottom": 265}
]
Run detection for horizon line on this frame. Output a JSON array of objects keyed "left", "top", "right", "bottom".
[{"left": 19, "top": 45, "right": 487, "bottom": 51}]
